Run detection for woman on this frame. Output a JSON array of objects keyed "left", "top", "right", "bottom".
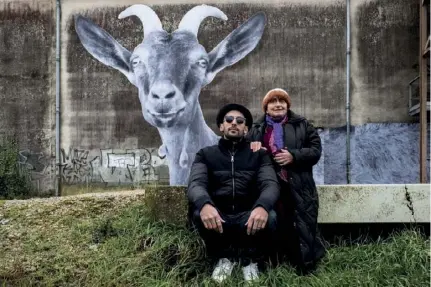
[{"left": 248, "top": 88, "right": 325, "bottom": 274}]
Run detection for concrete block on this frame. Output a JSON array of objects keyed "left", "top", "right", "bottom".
[
  {"left": 318, "top": 184, "right": 430, "bottom": 223},
  {"left": 143, "top": 184, "right": 430, "bottom": 224}
]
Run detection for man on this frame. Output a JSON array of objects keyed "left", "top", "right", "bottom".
[{"left": 187, "top": 103, "right": 280, "bottom": 283}]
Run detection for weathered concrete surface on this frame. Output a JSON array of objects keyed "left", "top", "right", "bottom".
[
  {"left": 350, "top": 0, "right": 419, "bottom": 125},
  {"left": 4, "top": 184, "right": 429, "bottom": 224},
  {"left": 318, "top": 184, "right": 430, "bottom": 223},
  {"left": 143, "top": 184, "right": 430, "bottom": 224},
  {"left": 0, "top": 0, "right": 54, "bottom": 148},
  {"left": 0, "top": 0, "right": 55, "bottom": 191}
]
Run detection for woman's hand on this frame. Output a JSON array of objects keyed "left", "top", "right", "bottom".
[
  {"left": 250, "top": 141, "right": 267, "bottom": 152},
  {"left": 274, "top": 149, "right": 294, "bottom": 166}
]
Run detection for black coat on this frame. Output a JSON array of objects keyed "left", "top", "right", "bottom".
[
  {"left": 247, "top": 110, "right": 326, "bottom": 267},
  {"left": 187, "top": 138, "right": 280, "bottom": 215}
]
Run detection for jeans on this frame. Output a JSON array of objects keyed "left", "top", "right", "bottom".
[{"left": 191, "top": 208, "right": 277, "bottom": 265}]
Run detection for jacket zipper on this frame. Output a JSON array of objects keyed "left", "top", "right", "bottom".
[{"left": 230, "top": 149, "right": 236, "bottom": 212}]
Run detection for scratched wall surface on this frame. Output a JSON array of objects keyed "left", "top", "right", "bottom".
[
  {"left": 313, "top": 123, "right": 430, "bottom": 185},
  {"left": 59, "top": 147, "right": 169, "bottom": 185},
  {"left": 0, "top": 0, "right": 55, "bottom": 192}
]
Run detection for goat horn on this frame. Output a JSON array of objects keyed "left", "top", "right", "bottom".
[
  {"left": 178, "top": 4, "right": 227, "bottom": 36},
  {"left": 118, "top": 4, "right": 163, "bottom": 38}
]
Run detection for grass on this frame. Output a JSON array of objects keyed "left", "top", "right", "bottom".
[{"left": 0, "top": 194, "right": 429, "bottom": 287}]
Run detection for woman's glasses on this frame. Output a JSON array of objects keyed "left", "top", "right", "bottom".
[{"left": 224, "top": 115, "right": 246, "bottom": 125}]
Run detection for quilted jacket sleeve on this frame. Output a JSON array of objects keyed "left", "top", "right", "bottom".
[
  {"left": 187, "top": 149, "right": 214, "bottom": 212},
  {"left": 289, "top": 121, "right": 322, "bottom": 167}
]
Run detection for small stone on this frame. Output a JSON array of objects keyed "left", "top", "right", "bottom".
[{"left": 0, "top": 219, "right": 10, "bottom": 225}]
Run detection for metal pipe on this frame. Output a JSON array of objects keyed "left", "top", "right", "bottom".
[
  {"left": 346, "top": 0, "right": 351, "bottom": 184},
  {"left": 55, "top": 0, "right": 61, "bottom": 196},
  {"left": 408, "top": 76, "right": 420, "bottom": 111},
  {"left": 418, "top": 0, "right": 428, "bottom": 183}
]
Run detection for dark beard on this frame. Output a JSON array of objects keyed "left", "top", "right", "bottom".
[{"left": 224, "top": 132, "right": 243, "bottom": 142}]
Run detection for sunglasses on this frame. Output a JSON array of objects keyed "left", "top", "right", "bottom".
[{"left": 224, "top": 115, "right": 246, "bottom": 125}]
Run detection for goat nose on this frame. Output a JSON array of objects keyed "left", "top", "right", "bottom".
[
  {"left": 152, "top": 91, "right": 175, "bottom": 99},
  {"left": 150, "top": 84, "right": 176, "bottom": 100}
]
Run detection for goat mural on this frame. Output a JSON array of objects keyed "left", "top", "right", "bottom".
[{"left": 75, "top": 4, "right": 265, "bottom": 185}]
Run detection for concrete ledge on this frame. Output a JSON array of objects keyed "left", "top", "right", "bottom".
[
  {"left": 5, "top": 184, "right": 429, "bottom": 224},
  {"left": 317, "top": 184, "right": 429, "bottom": 223},
  {"left": 141, "top": 184, "right": 430, "bottom": 224}
]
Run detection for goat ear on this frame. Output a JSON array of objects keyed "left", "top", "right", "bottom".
[
  {"left": 75, "top": 15, "right": 135, "bottom": 85},
  {"left": 204, "top": 12, "right": 266, "bottom": 86}
]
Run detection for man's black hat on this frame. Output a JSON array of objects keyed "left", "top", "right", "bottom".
[{"left": 216, "top": 103, "right": 253, "bottom": 129}]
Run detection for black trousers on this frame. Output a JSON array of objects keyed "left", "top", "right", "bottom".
[
  {"left": 191, "top": 208, "right": 277, "bottom": 265},
  {"left": 272, "top": 181, "right": 303, "bottom": 266},
  {"left": 274, "top": 181, "right": 320, "bottom": 275}
]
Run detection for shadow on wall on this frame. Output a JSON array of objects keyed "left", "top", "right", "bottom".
[{"left": 313, "top": 123, "right": 430, "bottom": 185}]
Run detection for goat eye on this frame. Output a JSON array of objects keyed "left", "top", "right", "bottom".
[{"left": 197, "top": 59, "right": 207, "bottom": 68}]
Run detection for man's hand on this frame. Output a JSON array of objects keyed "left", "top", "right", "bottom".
[
  {"left": 200, "top": 204, "right": 225, "bottom": 233},
  {"left": 250, "top": 141, "right": 267, "bottom": 153},
  {"left": 274, "top": 149, "right": 294, "bottom": 166},
  {"left": 245, "top": 207, "right": 268, "bottom": 235}
]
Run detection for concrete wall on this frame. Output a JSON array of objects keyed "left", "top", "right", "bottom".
[
  {"left": 0, "top": 0, "right": 426, "bottom": 190},
  {"left": 351, "top": 0, "right": 420, "bottom": 125},
  {"left": 0, "top": 0, "right": 55, "bottom": 191}
]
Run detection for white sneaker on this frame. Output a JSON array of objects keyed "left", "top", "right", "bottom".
[
  {"left": 242, "top": 262, "right": 259, "bottom": 282},
  {"left": 211, "top": 258, "right": 235, "bottom": 283}
]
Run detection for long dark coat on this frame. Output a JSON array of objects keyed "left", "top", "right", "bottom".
[{"left": 247, "top": 110, "right": 326, "bottom": 269}]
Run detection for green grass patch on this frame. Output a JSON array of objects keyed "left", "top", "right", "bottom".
[{"left": 0, "top": 195, "right": 429, "bottom": 286}]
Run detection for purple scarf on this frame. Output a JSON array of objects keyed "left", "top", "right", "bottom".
[{"left": 265, "top": 114, "right": 287, "bottom": 151}]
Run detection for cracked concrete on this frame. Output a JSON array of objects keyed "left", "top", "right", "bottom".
[
  {"left": 318, "top": 184, "right": 429, "bottom": 223},
  {"left": 404, "top": 185, "right": 416, "bottom": 223}
]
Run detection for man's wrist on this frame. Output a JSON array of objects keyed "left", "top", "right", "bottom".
[
  {"left": 196, "top": 199, "right": 213, "bottom": 212},
  {"left": 253, "top": 204, "right": 269, "bottom": 213}
]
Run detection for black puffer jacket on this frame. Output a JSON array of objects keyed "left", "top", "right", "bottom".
[
  {"left": 187, "top": 138, "right": 280, "bottom": 215},
  {"left": 248, "top": 110, "right": 326, "bottom": 266}
]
